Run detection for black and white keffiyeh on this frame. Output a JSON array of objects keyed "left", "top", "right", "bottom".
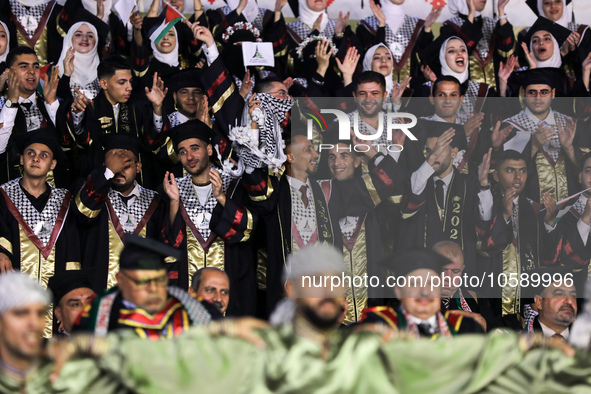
[
  {"left": 447, "top": 15, "right": 495, "bottom": 60},
  {"left": 10, "top": 0, "right": 48, "bottom": 37},
  {"left": 229, "top": 93, "right": 293, "bottom": 174},
  {"left": 177, "top": 170, "right": 233, "bottom": 240},
  {"left": 286, "top": 19, "right": 337, "bottom": 42},
  {"left": 167, "top": 286, "right": 212, "bottom": 325},
  {"left": 20, "top": 99, "right": 45, "bottom": 131},
  {"left": 1, "top": 178, "right": 67, "bottom": 246},
  {"left": 290, "top": 185, "right": 316, "bottom": 245},
  {"left": 362, "top": 15, "right": 419, "bottom": 62},
  {"left": 108, "top": 186, "right": 157, "bottom": 234}
]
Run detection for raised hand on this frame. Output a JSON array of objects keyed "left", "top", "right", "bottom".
[
  {"left": 315, "top": 40, "right": 333, "bottom": 77},
  {"left": 583, "top": 52, "right": 591, "bottom": 91},
  {"left": 478, "top": 148, "right": 492, "bottom": 187},
  {"left": 63, "top": 47, "right": 75, "bottom": 77},
  {"left": 236, "top": 0, "right": 248, "bottom": 15},
  {"left": 0, "top": 69, "right": 8, "bottom": 94},
  {"left": 502, "top": 187, "right": 517, "bottom": 221},
  {"left": 6, "top": 67, "right": 19, "bottom": 102},
  {"left": 334, "top": 11, "right": 350, "bottom": 38},
  {"left": 558, "top": 117, "right": 577, "bottom": 149},
  {"left": 145, "top": 72, "right": 168, "bottom": 115},
  {"left": 532, "top": 123, "right": 554, "bottom": 149},
  {"left": 424, "top": 3, "right": 444, "bottom": 32},
  {"left": 163, "top": 171, "right": 180, "bottom": 202},
  {"left": 421, "top": 64, "right": 437, "bottom": 82},
  {"left": 130, "top": 10, "right": 143, "bottom": 30},
  {"left": 97, "top": 0, "right": 105, "bottom": 20},
  {"left": 491, "top": 121, "right": 513, "bottom": 149},
  {"left": 43, "top": 65, "right": 60, "bottom": 104},
  {"left": 521, "top": 42, "right": 537, "bottom": 69},
  {"left": 498, "top": 55, "right": 516, "bottom": 83},
  {"left": 463, "top": 112, "right": 484, "bottom": 139},
  {"left": 188, "top": 21, "right": 215, "bottom": 47},
  {"left": 467, "top": 0, "right": 476, "bottom": 22},
  {"left": 335, "top": 46, "right": 360, "bottom": 86},
  {"left": 274, "top": 0, "right": 288, "bottom": 21},
  {"left": 369, "top": 0, "right": 386, "bottom": 27},
  {"left": 581, "top": 197, "right": 591, "bottom": 225},
  {"left": 105, "top": 148, "right": 134, "bottom": 175},
  {"left": 351, "top": 127, "right": 378, "bottom": 159},
  {"left": 283, "top": 77, "right": 294, "bottom": 89},
  {"left": 210, "top": 168, "right": 226, "bottom": 206},
  {"left": 197, "top": 94, "right": 212, "bottom": 127},
  {"left": 247, "top": 93, "right": 262, "bottom": 128},
  {"left": 240, "top": 70, "right": 253, "bottom": 99},
  {"left": 71, "top": 88, "right": 91, "bottom": 113},
  {"left": 427, "top": 127, "right": 455, "bottom": 166},
  {"left": 542, "top": 192, "right": 558, "bottom": 226},
  {"left": 392, "top": 76, "right": 411, "bottom": 106},
  {"left": 561, "top": 31, "right": 580, "bottom": 56},
  {"left": 312, "top": 14, "right": 323, "bottom": 32},
  {"left": 0, "top": 253, "right": 14, "bottom": 274},
  {"left": 498, "top": 0, "right": 510, "bottom": 16}
]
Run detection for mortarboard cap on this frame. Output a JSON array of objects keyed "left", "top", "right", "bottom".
[
  {"left": 525, "top": 17, "right": 572, "bottom": 48},
  {"left": 100, "top": 133, "right": 141, "bottom": 159},
  {"left": 166, "top": 69, "right": 204, "bottom": 93},
  {"left": 384, "top": 247, "right": 451, "bottom": 278},
  {"left": 47, "top": 271, "right": 94, "bottom": 306},
  {"left": 171, "top": 118, "right": 214, "bottom": 151},
  {"left": 14, "top": 128, "right": 66, "bottom": 162},
  {"left": 119, "top": 234, "right": 181, "bottom": 270}
]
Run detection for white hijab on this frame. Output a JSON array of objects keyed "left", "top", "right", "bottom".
[
  {"left": 81, "top": 0, "right": 113, "bottom": 23},
  {"left": 0, "top": 21, "right": 10, "bottom": 64},
  {"left": 439, "top": 36, "right": 469, "bottom": 83},
  {"left": 17, "top": 0, "right": 49, "bottom": 8},
  {"left": 379, "top": 0, "right": 405, "bottom": 35},
  {"left": 227, "top": 0, "right": 259, "bottom": 23},
  {"left": 448, "top": 0, "right": 481, "bottom": 17},
  {"left": 363, "top": 43, "right": 394, "bottom": 95},
  {"left": 538, "top": 0, "right": 571, "bottom": 28},
  {"left": 57, "top": 22, "right": 100, "bottom": 86},
  {"left": 149, "top": 23, "right": 179, "bottom": 67},
  {"left": 530, "top": 32, "right": 562, "bottom": 68},
  {"left": 298, "top": 0, "right": 328, "bottom": 33}
]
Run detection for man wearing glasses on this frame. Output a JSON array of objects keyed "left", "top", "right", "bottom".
[
  {"left": 501, "top": 68, "right": 581, "bottom": 203},
  {"left": 74, "top": 235, "right": 213, "bottom": 338}
]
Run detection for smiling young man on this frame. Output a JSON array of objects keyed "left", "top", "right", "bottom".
[
  {"left": 72, "top": 134, "right": 168, "bottom": 293},
  {"left": 0, "top": 47, "right": 60, "bottom": 184},
  {"left": 0, "top": 129, "right": 81, "bottom": 338},
  {"left": 65, "top": 55, "right": 169, "bottom": 189}
]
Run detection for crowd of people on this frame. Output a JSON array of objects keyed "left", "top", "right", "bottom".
[{"left": 2, "top": 0, "right": 591, "bottom": 390}]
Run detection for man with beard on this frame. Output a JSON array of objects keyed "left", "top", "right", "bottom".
[
  {"left": 349, "top": 71, "right": 423, "bottom": 173},
  {"left": 0, "top": 130, "right": 81, "bottom": 338},
  {"left": 501, "top": 69, "right": 582, "bottom": 203},
  {"left": 72, "top": 134, "right": 168, "bottom": 292},
  {"left": 242, "top": 126, "right": 406, "bottom": 316},
  {"left": 163, "top": 119, "right": 259, "bottom": 316},
  {"left": 74, "top": 235, "right": 213, "bottom": 337},
  {"left": 398, "top": 122, "right": 493, "bottom": 276},
  {"left": 31, "top": 245, "right": 589, "bottom": 392},
  {"left": 358, "top": 247, "right": 485, "bottom": 336},
  {"left": 527, "top": 268, "right": 578, "bottom": 340},
  {"left": 191, "top": 267, "right": 230, "bottom": 315}
]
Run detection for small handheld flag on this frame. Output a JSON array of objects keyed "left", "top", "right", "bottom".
[{"left": 151, "top": 3, "right": 186, "bottom": 45}]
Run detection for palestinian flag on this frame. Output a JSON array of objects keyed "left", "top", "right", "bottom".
[
  {"left": 151, "top": 4, "right": 185, "bottom": 45},
  {"left": 550, "top": 187, "right": 591, "bottom": 224}
]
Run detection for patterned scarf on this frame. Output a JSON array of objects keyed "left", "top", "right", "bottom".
[
  {"left": 447, "top": 15, "right": 495, "bottom": 60},
  {"left": 1, "top": 179, "right": 67, "bottom": 246},
  {"left": 229, "top": 93, "right": 293, "bottom": 174},
  {"left": 286, "top": 19, "right": 336, "bottom": 43},
  {"left": 10, "top": 0, "right": 47, "bottom": 37},
  {"left": 523, "top": 303, "right": 539, "bottom": 333},
  {"left": 290, "top": 184, "right": 316, "bottom": 245},
  {"left": 107, "top": 186, "right": 157, "bottom": 234},
  {"left": 177, "top": 171, "right": 233, "bottom": 240}
]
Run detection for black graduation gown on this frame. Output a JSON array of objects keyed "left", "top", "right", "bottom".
[
  {"left": 241, "top": 154, "right": 408, "bottom": 315},
  {"left": 71, "top": 168, "right": 167, "bottom": 293},
  {"left": 163, "top": 175, "right": 259, "bottom": 317},
  {"left": 399, "top": 168, "right": 490, "bottom": 275},
  {"left": 61, "top": 90, "right": 166, "bottom": 189},
  {"left": 0, "top": 179, "right": 81, "bottom": 279}
]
